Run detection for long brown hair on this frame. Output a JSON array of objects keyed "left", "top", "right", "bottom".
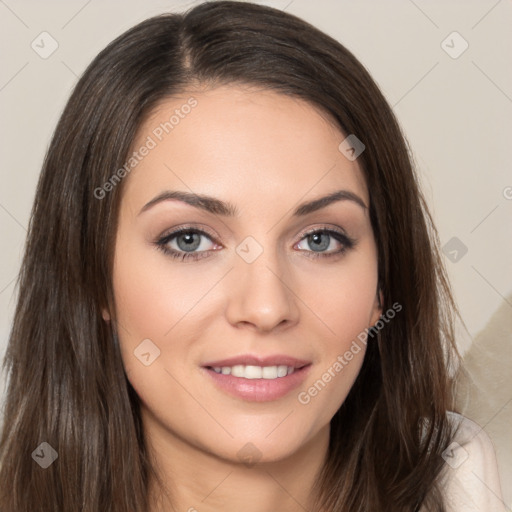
[{"left": 0, "top": 1, "right": 461, "bottom": 510}]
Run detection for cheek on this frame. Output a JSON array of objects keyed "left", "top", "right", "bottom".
[
  {"left": 295, "top": 243, "right": 378, "bottom": 417},
  {"left": 111, "top": 237, "right": 224, "bottom": 394},
  {"left": 111, "top": 236, "right": 216, "bottom": 342},
  {"left": 306, "top": 243, "right": 379, "bottom": 344},
  {"left": 297, "top": 266, "right": 376, "bottom": 424}
]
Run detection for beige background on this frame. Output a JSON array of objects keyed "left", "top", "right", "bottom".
[{"left": 0, "top": 0, "right": 510, "bottom": 507}]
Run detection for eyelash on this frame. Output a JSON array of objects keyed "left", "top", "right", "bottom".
[{"left": 155, "top": 225, "right": 357, "bottom": 262}]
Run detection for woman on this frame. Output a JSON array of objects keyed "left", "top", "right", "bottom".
[{"left": 0, "top": 1, "right": 505, "bottom": 510}]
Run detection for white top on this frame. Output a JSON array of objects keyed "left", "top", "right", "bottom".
[{"left": 438, "top": 412, "right": 507, "bottom": 512}]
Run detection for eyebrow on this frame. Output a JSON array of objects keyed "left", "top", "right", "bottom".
[{"left": 138, "top": 189, "right": 367, "bottom": 217}]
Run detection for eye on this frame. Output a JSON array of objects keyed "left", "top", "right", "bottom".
[
  {"left": 295, "top": 228, "right": 356, "bottom": 259},
  {"left": 155, "top": 227, "right": 219, "bottom": 261}
]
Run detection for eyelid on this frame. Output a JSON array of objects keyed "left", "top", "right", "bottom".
[
  {"left": 158, "top": 223, "right": 220, "bottom": 243},
  {"left": 295, "top": 223, "right": 350, "bottom": 241}
]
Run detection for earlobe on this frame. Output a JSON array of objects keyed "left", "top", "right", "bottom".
[
  {"left": 101, "top": 308, "right": 111, "bottom": 322},
  {"left": 370, "top": 289, "right": 384, "bottom": 326}
]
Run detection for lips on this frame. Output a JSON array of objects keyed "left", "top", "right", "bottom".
[{"left": 201, "top": 354, "right": 312, "bottom": 402}]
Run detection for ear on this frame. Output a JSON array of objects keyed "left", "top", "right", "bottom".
[
  {"left": 101, "top": 307, "right": 111, "bottom": 322},
  {"left": 369, "top": 288, "right": 383, "bottom": 326}
]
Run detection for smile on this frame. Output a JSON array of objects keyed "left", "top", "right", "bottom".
[{"left": 201, "top": 355, "right": 312, "bottom": 402}]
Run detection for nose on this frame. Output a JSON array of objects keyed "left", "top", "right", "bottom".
[{"left": 224, "top": 247, "right": 300, "bottom": 333}]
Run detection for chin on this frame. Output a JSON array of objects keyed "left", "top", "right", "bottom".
[{"left": 205, "top": 422, "right": 324, "bottom": 467}]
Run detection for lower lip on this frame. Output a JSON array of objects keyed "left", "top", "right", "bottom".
[{"left": 202, "top": 365, "right": 311, "bottom": 402}]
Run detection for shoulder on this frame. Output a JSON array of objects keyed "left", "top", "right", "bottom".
[{"left": 438, "top": 412, "right": 507, "bottom": 512}]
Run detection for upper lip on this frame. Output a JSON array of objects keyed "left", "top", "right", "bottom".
[{"left": 202, "top": 355, "right": 311, "bottom": 369}]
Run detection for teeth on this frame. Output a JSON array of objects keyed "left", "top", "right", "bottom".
[
  {"left": 244, "top": 365, "right": 262, "bottom": 379},
  {"left": 277, "top": 366, "right": 287, "bottom": 377},
  {"left": 262, "top": 366, "right": 277, "bottom": 379},
  {"left": 231, "top": 365, "right": 245, "bottom": 377},
  {"left": 211, "top": 365, "right": 295, "bottom": 379}
]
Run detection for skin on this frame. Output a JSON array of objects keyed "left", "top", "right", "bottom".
[{"left": 103, "top": 84, "right": 382, "bottom": 512}]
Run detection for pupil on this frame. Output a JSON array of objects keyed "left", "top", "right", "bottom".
[
  {"left": 178, "top": 233, "right": 200, "bottom": 252},
  {"left": 309, "top": 233, "right": 329, "bottom": 252}
]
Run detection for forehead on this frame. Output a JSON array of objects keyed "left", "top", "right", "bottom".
[{"left": 121, "top": 85, "right": 368, "bottom": 215}]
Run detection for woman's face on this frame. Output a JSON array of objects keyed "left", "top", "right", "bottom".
[{"left": 107, "top": 85, "right": 382, "bottom": 464}]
